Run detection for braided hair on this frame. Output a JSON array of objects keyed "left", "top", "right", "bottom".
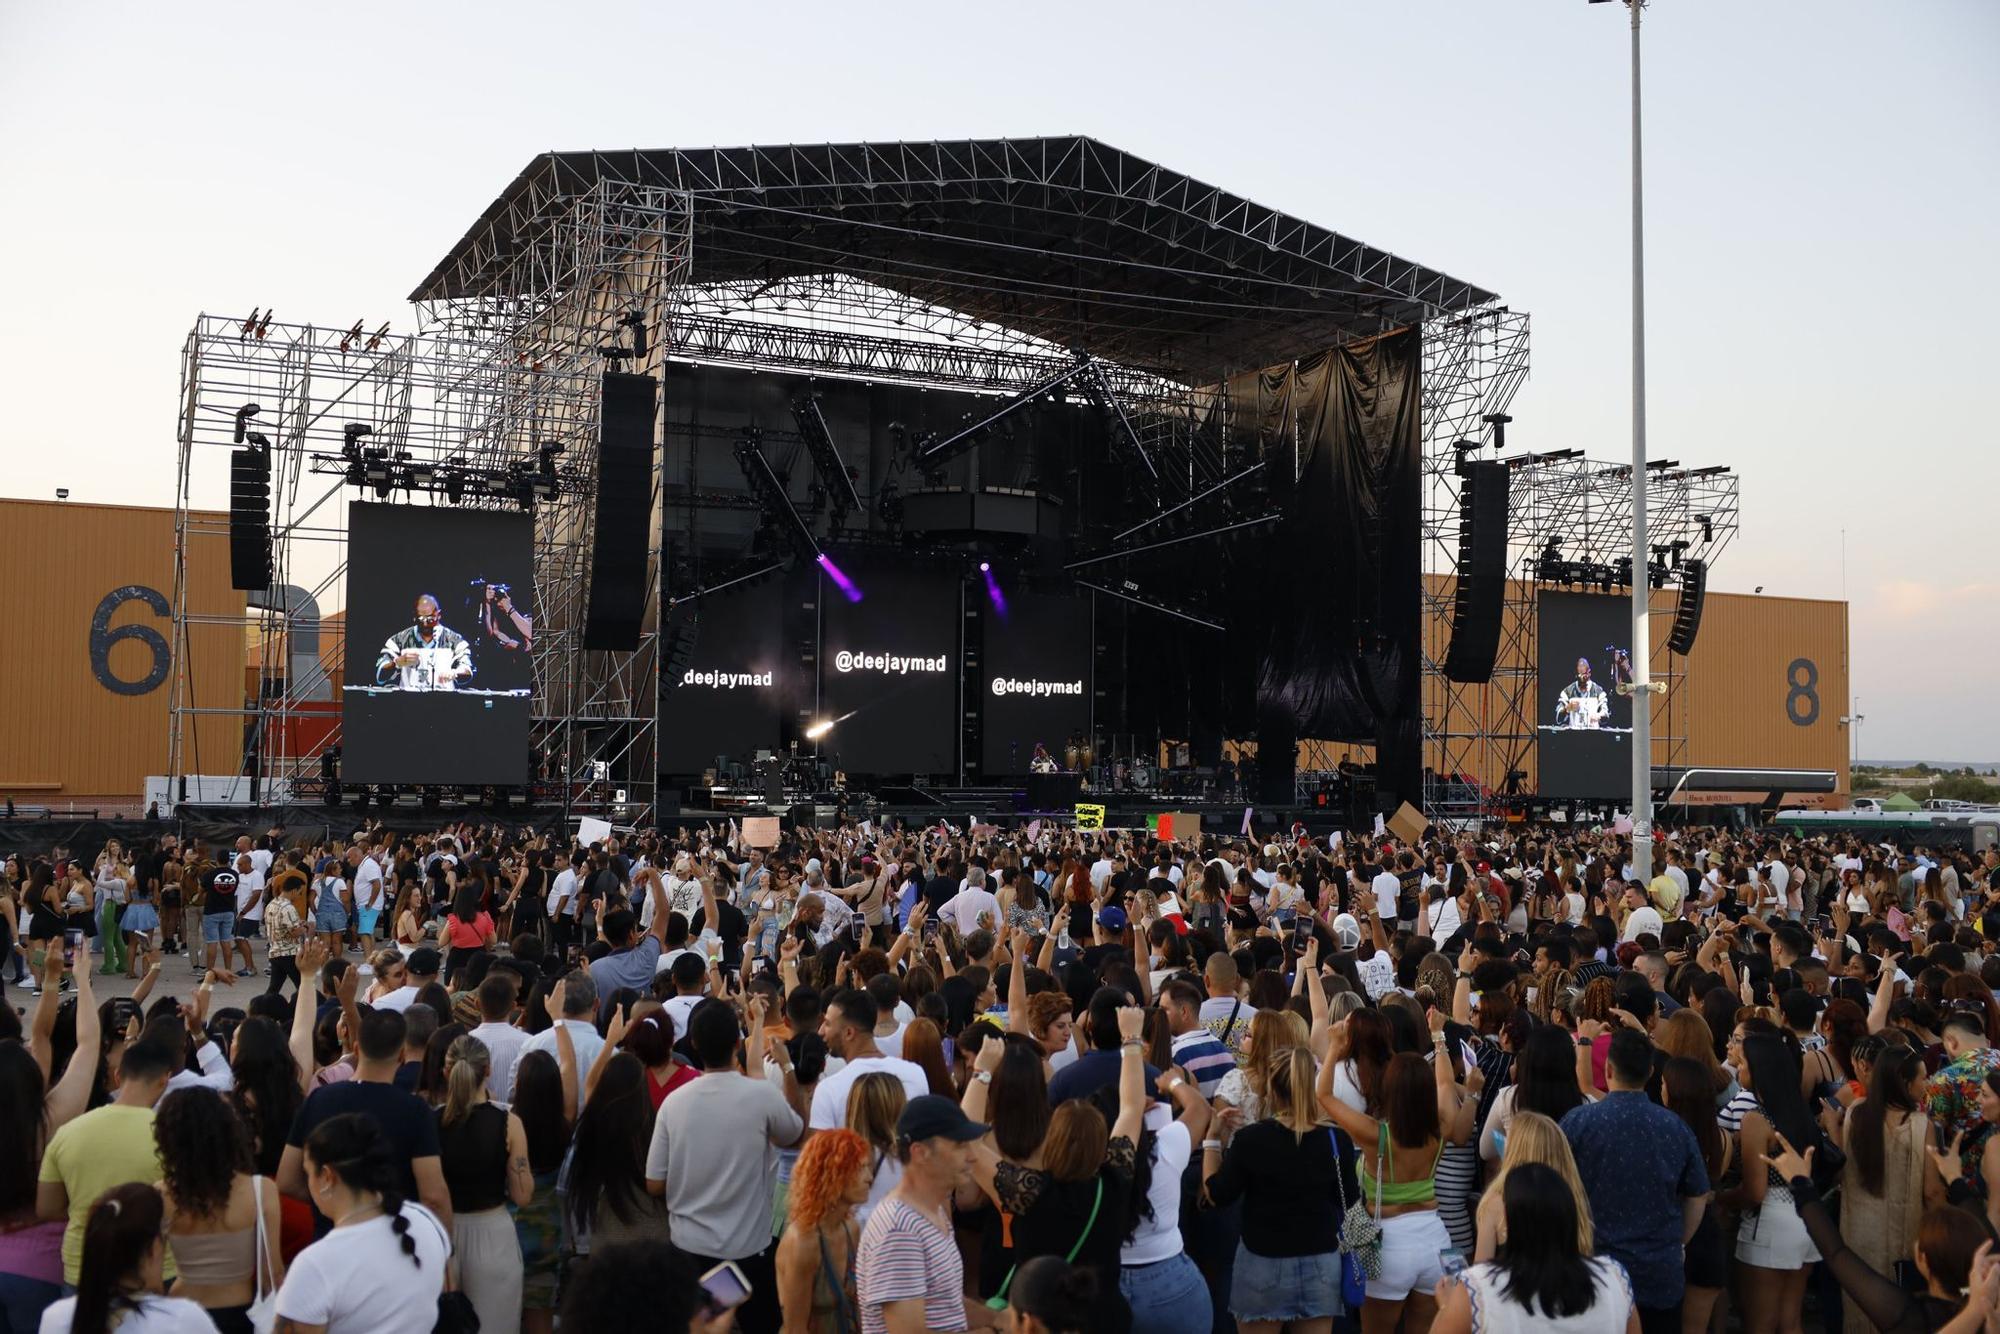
[{"left": 301, "top": 1112, "right": 423, "bottom": 1266}]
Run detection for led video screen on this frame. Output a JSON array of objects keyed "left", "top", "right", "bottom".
[
  {"left": 659, "top": 578, "right": 786, "bottom": 774},
  {"left": 1537, "top": 590, "right": 1637, "bottom": 801},
  {"left": 341, "top": 502, "right": 532, "bottom": 786},
  {"left": 981, "top": 591, "right": 1093, "bottom": 775},
  {"left": 817, "top": 563, "right": 959, "bottom": 775}
]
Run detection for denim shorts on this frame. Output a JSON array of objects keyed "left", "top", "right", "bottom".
[
  {"left": 234, "top": 915, "right": 260, "bottom": 941},
  {"left": 1228, "top": 1243, "right": 1343, "bottom": 1322},
  {"left": 201, "top": 911, "right": 237, "bottom": 944},
  {"left": 315, "top": 907, "right": 349, "bottom": 934}
]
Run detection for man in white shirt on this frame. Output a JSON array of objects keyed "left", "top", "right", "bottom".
[
  {"left": 546, "top": 853, "right": 582, "bottom": 954},
  {"left": 231, "top": 853, "right": 264, "bottom": 978},
  {"left": 937, "top": 869, "right": 1000, "bottom": 937},
  {"left": 512, "top": 972, "right": 606, "bottom": 1115},
  {"left": 469, "top": 972, "right": 530, "bottom": 1101},
  {"left": 1371, "top": 859, "right": 1401, "bottom": 924},
  {"left": 372, "top": 948, "right": 441, "bottom": 1014},
  {"left": 351, "top": 844, "right": 386, "bottom": 954},
  {"left": 1618, "top": 882, "right": 1664, "bottom": 943},
  {"left": 810, "top": 991, "right": 928, "bottom": 1224},
  {"left": 1196, "top": 953, "right": 1256, "bottom": 1057},
  {"left": 1088, "top": 849, "right": 1116, "bottom": 893}
]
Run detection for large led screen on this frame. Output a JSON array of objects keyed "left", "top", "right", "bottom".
[
  {"left": 816, "top": 563, "right": 959, "bottom": 775},
  {"left": 1537, "top": 590, "right": 1637, "bottom": 801},
  {"left": 981, "top": 591, "right": 1092, "bottom": 775},
  {"left": 659, "top": 578, "right": 786, "bottom": 774},
  {"left": 341, "top": 502, "right": 532, "bottom": 785}
]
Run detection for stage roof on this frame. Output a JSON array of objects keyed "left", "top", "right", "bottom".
[{"left": 412, "top": 136, "right": 1501, "bottom": 380}]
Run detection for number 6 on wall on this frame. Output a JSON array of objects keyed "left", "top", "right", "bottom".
[{"left": 90, "top": 585, "right": 172, "bottom": 696}]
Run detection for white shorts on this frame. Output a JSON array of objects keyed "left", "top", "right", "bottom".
[
  {"left": 1368, "top": 1208, "right": 1451, "bottom": 1300},
  {"left": 1736, "top": 1190, "right": 1821, "bottom": 1269}
]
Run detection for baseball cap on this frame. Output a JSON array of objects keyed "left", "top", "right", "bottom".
[
  {"left": 406, "top": 946, "right": 443, "bottom": 977},
  {"left": 1331, "top": 913, "right": 1362, "bottom": 950},
  {"left": 805, "top": 858, "right": 823, "bottom": 875},
  {"left": 1097, "top": 905, "right": 1128, "bottom": 932},
  {"left": 897, "top": 1094, "right": 989, "bottom": 1145}
]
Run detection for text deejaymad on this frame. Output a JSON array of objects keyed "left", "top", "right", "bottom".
[
  {"left": 990, "top": 677, "right": 1084, "bottom": 697},
  {"left": 680, "top": 669, "right": 774, "bottom": 689},
  {"left": 833, "top": 651, "right": 947, "bottom": 674}
]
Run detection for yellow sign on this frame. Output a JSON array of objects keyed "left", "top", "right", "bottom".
[{"left": 1074, "top": 803, "right": 1106, "bottom": 830}]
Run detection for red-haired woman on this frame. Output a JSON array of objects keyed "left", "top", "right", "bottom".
[{"left": 774, "top": 1128, "right": 871, "bottom": 1334}]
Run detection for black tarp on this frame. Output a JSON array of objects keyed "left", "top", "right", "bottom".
[{"left": 0, "top": 806, "right": 567, "bottom": 867}]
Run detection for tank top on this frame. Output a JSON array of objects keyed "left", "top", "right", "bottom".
[{"left": 438, "top": 1102, "right": 509, "bottom": 1212}]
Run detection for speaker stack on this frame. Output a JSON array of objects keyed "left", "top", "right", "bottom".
[
  {"left": 1667, "top": 558, "right": 1707, "bottom": 654},
  {"left": 1442, "top": 461, "right": 1509, "bottom": 683},
  {"left": 228, "top": 445, "right": 272, "bottom": 591},
  {"left": 583, "top": 372, "right": 658, "bottom": 651}
]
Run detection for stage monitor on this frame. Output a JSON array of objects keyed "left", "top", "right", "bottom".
[
  {"left": 981, "top": 591, "right": 1092, "bottom": 775},
  {"left": 1537, "top": 590, "right": 1637, "bottom": 802},
  {"left": 817, "top": 562, "right": 958, "bottom": 775},
  {"left": 341, "top": 502, "right": 532, "bottom": 786},
  {"left": 659, "top": 578, "right": 786, "bottom": 774}
]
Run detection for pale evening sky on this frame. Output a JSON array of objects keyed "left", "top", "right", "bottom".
[{"left": 0, "top": 1, "right": 1993, "bottom": 760}]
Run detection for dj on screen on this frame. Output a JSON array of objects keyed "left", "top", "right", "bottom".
[
  {"left": 1555, "top": 654, "right": 1611, "bottom": 729},
  {"left": 374, "top": 593, "right": 474, "bottom": 691}
]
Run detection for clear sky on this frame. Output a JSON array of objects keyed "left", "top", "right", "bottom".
[{"left": 2, "top": 0, "right": 1994, "bottom": 760}]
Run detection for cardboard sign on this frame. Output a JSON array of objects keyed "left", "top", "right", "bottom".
[
  {"left": 1157, "top": 812, "right": 1200, "bottom": 841},
  {"left": 1387, "top": 802, "right": 1427, "bottom": 847},
  {"left": 576, "top": 816, "right": 613, "bottom": 849},
  {"left": 741, "top": 816, "right": 781, "bottom": 849},
  {"left": 1074, "top": 803, "right": 1107, "bottom": 831}
]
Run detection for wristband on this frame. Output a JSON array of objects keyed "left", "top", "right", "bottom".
[
  {"left": 1202, "top": 1139, "right": 1224, "bottom": 1151},
  {"left": 973, "top": 1070, "right": 993, "bottom": 1086}
]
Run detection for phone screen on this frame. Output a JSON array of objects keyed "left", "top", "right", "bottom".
[
  {"left": 63, "top": 928, "right": 83, "bottom": 967},
  {"left": 1439, "top": 1246, "right": 1468, "bottom": 1279},
  {"left": 699, "top": 1260, "right": 751, "bottom": 1314}
]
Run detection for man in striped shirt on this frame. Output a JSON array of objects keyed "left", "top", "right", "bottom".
[
  {"left": 856, "top": 1095, "right": 1001, "bottom": 1333},
  {"left": 1160, "top": 977, "right": 1235, "bottom": 1097}
]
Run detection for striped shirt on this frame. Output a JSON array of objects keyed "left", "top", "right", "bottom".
[
  {"left": 857, "top": 1196, "right": 965, "bottom": 1334},
  {"left": 1171, "top": 1029, "right": 1237, "bottom": 1099}
]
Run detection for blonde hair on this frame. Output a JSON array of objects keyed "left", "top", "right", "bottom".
[
  {"left": 441, "top": 1035, "right": 492, "bottom": 1128},
  {"left": 1490, "top": 1111, "right": 1593, "bottom": 1252},
  {"left": 1267, "top": 1045, "right": 1325, "bottom": 1140},
  {"left": 845, "top": 1071, "right": 907, "bottom": 1157},
  {"left": 1243, "top": 1010, "right": 1310, "bottom": 1105}
]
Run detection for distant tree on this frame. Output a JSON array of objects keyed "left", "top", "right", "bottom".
[{"left": 1927, "top": 773, "right": 1999, "bottom": 804}]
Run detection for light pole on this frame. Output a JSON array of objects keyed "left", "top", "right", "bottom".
[{"left": 1594, "top": 0, "right": 1658, "bottom": 878}]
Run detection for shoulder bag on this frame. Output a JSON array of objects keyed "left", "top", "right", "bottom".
[
  {"left": 1338, "top": 1122, "right": 1386, "bottom": 1280},
  {"left": 246, "top": 1175, "right": 277, "bottom": 1334},
  {"left": 985, "top": 1177, "right": 1102, "bottom": 1312},
  {"left": 1327, "top": 1129, "right": 1370, "bottom": 1308}
]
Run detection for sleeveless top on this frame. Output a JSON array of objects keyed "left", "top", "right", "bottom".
[
  {"left": 1460, "top": 1256, "right": 1633, "bottom": 1334},
  {"left": 439, "top": 1102, "right": 510, "bottom": 1212},
  {"left": 1356, "top": 1121, "right": 1443, "bottom": 1207}
]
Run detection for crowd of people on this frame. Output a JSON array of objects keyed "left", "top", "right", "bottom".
[{"left": 4, "top": 816, "right": 2000, "bottom": 1334}]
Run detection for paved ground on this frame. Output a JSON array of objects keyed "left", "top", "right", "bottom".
[{"left": 7, "top": 938, "right": 290, "bottom": 1016}]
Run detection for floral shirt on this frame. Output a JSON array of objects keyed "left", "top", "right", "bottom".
[
  {"left": 1924, "top": 1046, "right": 2000, "bottom": 1176},
  {"left": 263, "top": 895, "right": 306, "bottom": 958}
]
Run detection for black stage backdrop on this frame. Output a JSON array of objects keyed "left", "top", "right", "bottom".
[
  {"left": 659, "top": 578, "right": 786, "bottom": 774},
  {"left": 1235, "top": 328, "right": 1423, "bottom": 806},
  {"left": 980, "top": 591, "right": 1093, "bottom": 775},
  {"left": 816, "top": 560, "right": 960, "bottom": 775}
]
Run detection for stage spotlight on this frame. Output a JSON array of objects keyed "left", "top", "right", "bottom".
[
  {"left": 233, "top": 404, "right": 262, "bottom": 444},
  {"left": 816, "top": 551, "right": 863, "bottom": 603},
  {"left": 980, "top": 563, "right": 1007, "bottom": 620},
  {"left": 805, "top": 719, "right": 834, "bottom": 741}
]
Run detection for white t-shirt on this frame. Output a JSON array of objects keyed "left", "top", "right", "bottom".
[
  {"left": 249, "top": 848, "right": 274, "bottom": 878},
  {"left": 1426, "top": 892, "right": 1462, "bottom": 941},
  {"left": 808, "top": 1055, "right": 929, "bottom": 1131},
  {"left": 1089, "top": 858, "right": 1115, "bottom": 891},
  {"left": 275, "top": 1204, "right": 449, "bottom": 1334},
  {"left": 938, "top": 886, "right": 1000, "bottom": 936},
  {"left": 1620, "top": 904, "right": 1664, "bottom": 942},
  {"left": 547, "top": 868, "right": 577, "bottom": 919},
  {"left": 1329, "top": 1059, "right": 1369, "bottom": 1114},
  {"left": 1371, "top": 870, "right": 1401, "bottom": 920},
  {"left": 38, "top": 1295, "right": 216, "bottom": 1334},
  {"left": 660, "top": 992, "right": 706, "bottom": 1040},
  {"left": 1121, "top": 1104, "right": 1190, "bottom": 1265},
  {"left": 354, "top": 858, "right": 385, "bottom": 913},
  {"left": 235, "top": 867, "right": 266, "bottom": 921}
]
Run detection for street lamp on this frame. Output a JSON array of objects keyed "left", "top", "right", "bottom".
[{"left": 1593, "top": 0, "right": 1660, "bottom": 878}]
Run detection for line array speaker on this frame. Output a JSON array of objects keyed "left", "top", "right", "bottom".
[
  {"left": 1667, "top": 557, "right": 1707, "bottom": 655},
  {"left": 583, "top": 372, "right": 658, "bottom": 650},
  {"left": 228, "top": 445, "right": 272, "bottom": 591},
  {"left": 1442, "top": 461, "right": 1509, "bottom": 683}
]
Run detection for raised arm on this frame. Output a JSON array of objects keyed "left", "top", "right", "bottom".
[
  {"left": 1007, "top": 928, "right": 1033, "bottom": 1035},
  {"left": 1868, "top": 951, "right": 1900, "bottom": 1035},
  {"left": 290, "top": 938, "right": 329, "bottom": 1093},
  {"left": 46, "top": 963, "right": 99, "bottom": 1130},
  {"left": 543, "top": 980, "right": 578, "bottom": 1121},
  {"left": 1112, "top": 1006, "right": 1147, "bottom": 1144},
  {"left": 1037, "top": 904, "right": 1067, "bottom": 973}
]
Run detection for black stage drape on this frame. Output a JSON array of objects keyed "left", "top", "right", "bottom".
[{"left": 1230, "top": 327, "right": 1423, "bottom": 809}]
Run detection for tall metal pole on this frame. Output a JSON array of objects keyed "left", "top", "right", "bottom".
[{"left": 1626, "top": 0, "right": 1655, "bottom": 879}]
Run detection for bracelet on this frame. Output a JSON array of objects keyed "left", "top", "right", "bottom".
[
  {"left": 1122, "top": 1039, "right": 1145, "bottom": 1050},
  {"left": 1202, "top": 1139, "right": 1224, "bottom": 1151},
  {"left": 973, "top": 1070, "right": 993, "bottom": 1085}
]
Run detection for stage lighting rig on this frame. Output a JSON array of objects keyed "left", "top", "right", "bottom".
[
  {"left": 597, "top": 310, "right": 649, "bottom": 364},
  {"left": 790, "top": 393, "right": 862, "bottom": 530},
  {"left": 232, "top": 404, "right": 262, "bottom": 443},
  {"left": 734, "top": 427, "right": 819, "bottom": 562}
]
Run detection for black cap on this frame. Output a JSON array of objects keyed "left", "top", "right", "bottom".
[
  {"left": 896, "top": 1093, "right": 988, "bottom": 1144},
  {"left": 406, "top": 946, "right": 443, "bottom": 977}
]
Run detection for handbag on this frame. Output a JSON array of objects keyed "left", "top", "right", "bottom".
[
  {"left": 985, "top": 1177, "right": 1102, "bottom": 1311},
  {"left": 1327, "top": 1129, "right": 1368, "bottom": 1308},
  {"left": 247, "top": 1175, "right": 277, "bottom": 1334},
  {"left": 1338, "top": 1122, "right": 1387, "bottom": 1280}
]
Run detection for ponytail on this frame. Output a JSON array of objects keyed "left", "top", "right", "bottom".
[
  {"left": 72, "top": 1183, "right": 164, "bottom": 1334},
  {"left": 441, "top": 1035, "right": 492, "bottom": 1128},
  {"left": 302, "top": 1112, "right": 424, "bottom": 1267}
]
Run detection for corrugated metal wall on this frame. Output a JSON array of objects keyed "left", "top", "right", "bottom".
[{"left": 0, "top": 499, "right": 243, "bottom": 808}]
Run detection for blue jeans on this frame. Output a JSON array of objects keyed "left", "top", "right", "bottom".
[
  {"left": 201, "top": 911, "right": 237, "bottom": 945},
  {"left": 1119, "top": 1253, "right": 1211, "bottom": 1334},
  {"left": 0, "top": 1271, "right": 62, "bottom": 1334}
]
